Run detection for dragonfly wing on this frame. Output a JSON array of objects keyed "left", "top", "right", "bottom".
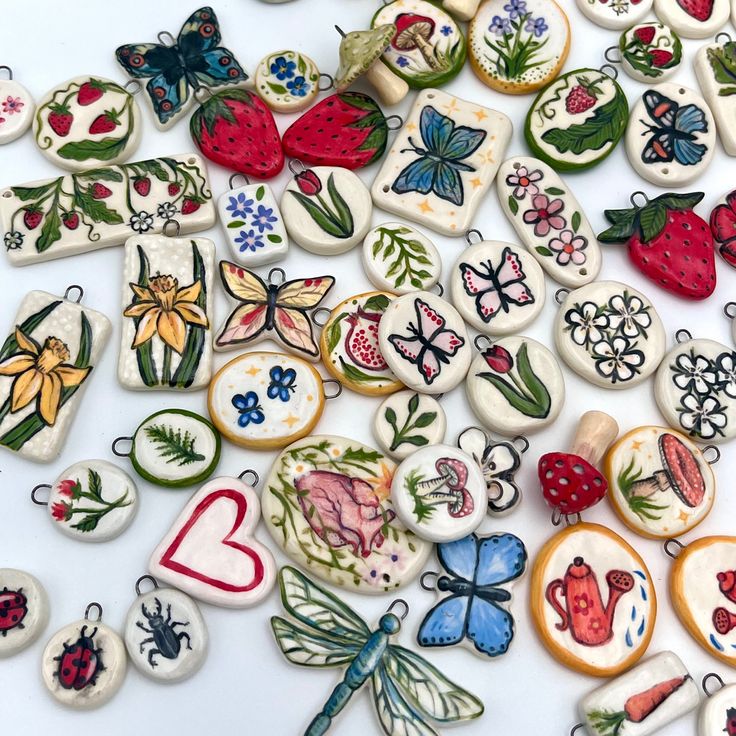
[
  {"left": 371, "top": 665, "right": 439, "bottom": 736},
  {"left": 417, "top": 595, "right": 468, "bottom": 649},
  {"left": 476, "top": 533, "right": 527, "bottom": 586},
  {"left": 466, "top": 597, "right": 514, "bottom": 658},
  {"left": 271, "top": 616, "right": 360, "bottom": 668}
]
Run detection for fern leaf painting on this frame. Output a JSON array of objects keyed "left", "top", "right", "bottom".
[{"left": 144, "top": 423, "right": 206, "bottom": 466}]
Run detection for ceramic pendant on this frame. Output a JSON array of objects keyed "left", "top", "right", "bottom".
[
  {"left": 0, "top": 569, "right": 48, "bottom": 658},
  {"left": 418, "top": 532, "right": 527, "bottom": 657},
  {"left": 33, "top": 460, "right": 138, "bottom": 542},
  {"left": 283, "top": 93, "right": 390, "bottom": 170},
  {"left": 654, "top": 335, "right": 736, "bottom": 443},
  {"left": 319, "top": 291, "right": 403, "bottom": 396},
  {"left": 262, "top": 435, "right": 433, "bottom": 593},
  {"left": 496, "top": 156, "right": 601, "bottom": 287},
  {"left": 362, "top": 223, "right": 441, "bottom": 295},
  {"left": 695, "top": 38, "right": 736, "bottom": 157},
  {"left": 554, "top": 281, "right": 666, "bottom": 390},
  {"left": 1, "top": 153, "right": 215, "bottom": 266},
  {"left": 114, "top": 408, "right": 221, "bottom": 488},
  {"left": 124, "top": 576, "right": 207, "bottom": 682},
  {"left": 525, "top": 68, "right": 628, "bottom": 171},
  {"left": 215, "top": 263, "right": 333, "bottom": 360},
  {"left": 208, "top": 351, "right": 328, "bottom": 450},
  {"left": 577, "top": 0, "right": 653, "bottom": 28},
  {"left": 468, "top": 0, "right": 570, "bottom": 94},
  {"left": 371, "top": 88, "right": 512, "bottom": 237},
  {"left": 390, "top": 445, "right": 487, "bottom": 543},
  {"left": 530, "top": 522, "right": 656, "bottom": 677},
  {"left": 605, "top": 426, "right": 716, "bottom": 539},
  {"left": 466, "top": 336, "right": 565, "bottom": 436},
  {"left": 255, "top": 50, "right": 320, "bottom": 113},
  {"left": 372, "top": 390, "right": 446, "bottom": 461},
  {"left": 625, "top": 83, "right": 715, "bottom": 187},
  {"left": 281, "top": 165, "right": 372, "bottom": 254},
  {"left": 379, "top": 291, "right": 471, "bottom": 394},
  {"left": 371, "top": 0, "right": 467, "bottom": 89},
  {"left": 450, "top": 238, "right": 545, "bottom": 335},
  {"left": 41, "top": 603, "right": 126, "bottom": 709},
  {"left": 654, "top": 0, "right": 729, "bottom": 38},
  {"left": 711, "top": 189, "right": 736, "bottom": 268},
  {"left": 699, "top": 674, "right": 736, "bottom": 735},
  {"left": 577, "top": 651, "right": 699, "bottom": 735},
  {"left": 0, "top": 289, "right": 111, "bottom": 463},
  {"left": 115, "top": 6, "right": 248, "bottom": 130},
  {"left": 119, "top": 234, "right": 214, "bottom": 391},
  {"left": 149, "top": 476, "right": 276, "bottom": 608},
  {"left": 0, "top": 67, "right": 35, "bottom": 145},
  {"left": 618, "top": 23, "right": 683, "bottom": 82},
  {"left": 271, "top": 566, "right": 483, "bottom": 732},
  {"left": 33, "top": 75, "right": 141, "bottom": 172}
]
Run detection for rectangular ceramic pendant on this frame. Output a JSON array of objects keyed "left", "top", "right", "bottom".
[
  {"left": 1, "top": 154, "right": 216, "bottom": 266},
  {"left": 371, "top": 89, "right": 512, "bottom": 237},
  {"left": 695, "top": 41, "right": 736, "bottom": 156},
  {"left": 0, "top": 289, "right": 111, "bottom": 462},
  {"left": 118, "top": 234, "right": 215, "bottom": 391}
]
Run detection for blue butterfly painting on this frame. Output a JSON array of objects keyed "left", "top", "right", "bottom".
[
  {"left": 232, "top": 391, "right": 264, "bottom": 427},
  {"left": 267, "top": 366, "right": 297, "bottom": 402},
  {"left": 391, "top": 106, "right": 486, "bottom": 207},
  {"left": 418, "top": 532, "right": 527, "bottom": 658},
  {"left": 115, "top": 7, "right": 247, "bottom": 128}
]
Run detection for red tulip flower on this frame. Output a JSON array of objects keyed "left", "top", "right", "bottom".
[
  {"left": 482, "top": 345, "right": 513, "bottom": 373},
  {"left": 295, "top": 169, "right": 322, "bottom": 196}
]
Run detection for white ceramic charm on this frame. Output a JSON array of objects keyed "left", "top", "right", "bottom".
[
  {"left": 255, "top": 50, "right": 320, "bottom": 113},
  {"left": 654, "top": 0, "right": 729, "bottom": 38},
  {"left": 554, "top": 281, "right": 666, "bottom": 390},
  {"left": 0, "top": 568, "right": 49, "bottom": 658},
  {"left": 497, "top": 156, "right": 601, "bottom": 288},
  {"left": 577, "top": 0, "right": 653, "bottom": 29},
  {"left": 699, "top": 675, "right": 736, "bottom": 736},
  {"left": 0, "top": 67, "right": 35, "bottom": 145},
  {"left": 695, "top": 38, "right": 736, "bottom": 157},
  {"left": 618, "top": 23, "right": 683, "bottom": 83}
]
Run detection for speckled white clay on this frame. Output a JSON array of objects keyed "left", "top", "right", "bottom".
[
  {"left": 0, "top": 569, "right": 49, "bottom": 658},
  {"left": 0, "top": 79, "right": 34, "bottom": 144},
  {"left": 654, "top": 0, "right": 729, "bottom": 38},
  {"left": 695, "top": 40, "right": 736, "bottom": 157},
  {"left": 577, "top": 0, "right": 653, "bottom": 29},
  {"left": 699, "top": 681, "right": 736, "bottom": 735}
]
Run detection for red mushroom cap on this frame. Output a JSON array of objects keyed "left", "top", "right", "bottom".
[
  {"left": 448, "top": 489, "right": 474, "bottom": 518},
  {"left": 538, "top": 451, "right": 607, "bottom": 515},
  {"left": 658, "top": 433, "right": 705, "bottom": 508},
  {"left": 436, "top": 457, "right": 468, "bottom": 490},
  {"left": 392, "top": 13, "right": 436, "bottom": 51}
]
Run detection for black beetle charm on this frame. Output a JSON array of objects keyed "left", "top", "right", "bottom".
[{"left": 137, "top": 598, "right": 191, "bottom": 668}]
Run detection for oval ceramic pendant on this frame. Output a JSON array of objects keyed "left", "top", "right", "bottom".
[
  {"left": 605, "top": 426, "right": 716, "bottom": 539},
  {"left": 577, "top": 0, "right": 653, "bottom": 28},
  {"left": 468, "top": 0, "right": 570, "bottom": 94},
  {"left": 450, "top": 239, "right": 545, "bottom": 335},
  {"left": 0, "top": 71, "right": 35, "bottom": 144},
  {"left": 525, "top": 68, "right": 628, "bottom": 171},
  {"left": 700, "top": 677, "right": 736, "bottom": 735},
  {"left": 319, "top": 291, "right": 403, "bottom": 396},
  {"left": 0, "top": 569, "right": 48, "bottom": 658},
  {"left": 33, "top": 75, "right": 141, "bottom": 172},
  {"left": 497, "top": 156, "right": 601, "bottom": 288},
  {"left": 281, "top": 165, "right": 371, "bottom": 254},
  {"left": 255, "top": 50, "right": 320, "bottom": 113},
  {"left": 654, "top": 0, "right": 729, "bottom": 38},
  {"left": 391, "top": 445, "right": 487, "bottom": 543},
  {"left": 555, "top": 281, "right": 666, "bottom": 390},
  {"left": 262, "top": 435, "right": 433, "bottom": 593},
  {"left": 362, "top": 223, "right": 441, "bottom": 295},
  {"left": 466, "top": 336, "right": 564, "bottom": 436},
  {"left": 208, "top": 351, "right": 326, "bottom": 450},
  {"left": 655, "top": 337, "right": 736, "bottom": 443},
  {"left": 619, "top": 23, "right": 683, "bottom": 82},
  {"left": 530, "top": 522, "right": 656, "bottom": 677},
  {"left": 695, "top": 37, "right": 736, "bottom": 157},
  {"left": 626, "top": 83, "right": 715, "bottom": 186}
]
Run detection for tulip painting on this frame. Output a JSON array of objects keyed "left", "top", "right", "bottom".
[{"left": 289, "top": 169, "right": 354, "bottom": 239}]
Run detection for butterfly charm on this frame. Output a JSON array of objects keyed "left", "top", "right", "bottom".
[
  {"left": 115, "top": 7, "right": 247, "bottom": 129},
  {"left": 232, "top": 391, "right": 264, "bottom": 428},
  {"left": 215, "top": 263, "right": 335, "bottom": 360},
  {"left": 388, "top": 298, "right": 466, "bottom": 386},
  {"left": 418, "top": 532, "right": 527, "bottom": 658},
  {"left": 267, "top": 366, "right": 296, "bottom": 402},
  {"left": 391, "top": 105, "right": 486, "bottom": 207}
]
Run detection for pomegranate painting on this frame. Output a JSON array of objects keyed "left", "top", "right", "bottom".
[{"left": 345, "top": 306, "right": 387, "bottom": 371}]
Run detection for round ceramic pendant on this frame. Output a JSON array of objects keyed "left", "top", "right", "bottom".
[
  {"left": 33, "top": 75, "right": 141, "bottom": 172},
  {"left": 554, "top": 281, "right": 666, "bottom": 390},
  {"left": 468, "top": 0, "right": 570, "bottom": 94},
  {"left": 654, "top": 336, "right": 736, "bottom": 443},
  {"left": 391, "top": 445, "right": 487, "bottom": 543},
  {"left": 261, "top": 435, "right": 433, "bottom": 594},
  {"left": 114, "top": 409, "right": 221, "bottom": 488},
  {"left": 255, "top": 50, "right": 320, "bottom": 113},
  {"left": 0, "top": 569, "right": 48, "bottom": 658},
  {"left": 373, "top": 390, "right": 446, "bottom": 461},
  {"left": 362, "top": 223, "right": 441, "bottom": 295},
  {"left": 626, "top": 83, "right": 715, "bottom": 187},
  {"left": 605, "top": 426, "right": 716, "bottom": 539},
  {"left": 450, "top": 239, "right": 545, "bottom": 335},
  {"left": 618, "top": 23, "right": 683, "bottom": 82},
  {"left": 379, "top": 291, "right": 471, "bottom": 394},
  {"left": 654, "top": 0, "right": 729, "bottom": 38},
  {"left": 280, "top": 165, "right": 372, "bottom": 255},
  {"left": 700, "top": 678, "right": 736, "bottom": 735},
  {"left": 41, "top": 604, "right": 126, "bottom": 709},
  {"left": 0, "top": 71, "right": 35, "bottom": 145},
  {"left": 530, "top": 522, "right": 656, "bottom": 677},
  {"left": 576, "top": 0, "right": 653, "bottom": 29},
  {"left": 208, "top": 351, "right": 327, "bottom": 450},
  {"left": 466, "top": 336, "right": 564, "bottom": 436},
  {"left": 124, "top": 578, "right": 207, "bottom": 682},
  {"left": 525, "top": 68, "right": 628, "bottom": 171},
  {"left": 319, "top": 291, "right": 403, "bottom": 396}
]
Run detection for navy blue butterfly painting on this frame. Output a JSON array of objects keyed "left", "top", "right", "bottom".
[
  {"left": 418, "top": 532, "right": 527, "bottom": 658},
  {"left": 391, "top": 106, "right": 486, "bottom": 207},
  {"left": 267, "top": 366, "right": 297, "bottom": 402},
  {"left": 115, "top": 7, "right": 247, "bottom": 128},
  {"left": 232, "top": 391, "right": 264, "bottom": 428}
]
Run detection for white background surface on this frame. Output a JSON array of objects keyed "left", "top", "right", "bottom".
[{"left": 1, "top": 1, "right": 735, "bottom": 734}]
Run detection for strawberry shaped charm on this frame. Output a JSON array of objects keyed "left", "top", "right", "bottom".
[
  {"left": 710, "top": 189, "right": 736, "bottom": 268},
  {"left": 598, "top": 191, "right": 716, "bottom": 300}
]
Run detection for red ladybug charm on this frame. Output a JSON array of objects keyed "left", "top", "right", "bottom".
[
  {"left": 0, "top": 587, "right": 27, "bottom": 636},
  {"left": 55, "top": 625, "right": 104, "bottom": 690}
]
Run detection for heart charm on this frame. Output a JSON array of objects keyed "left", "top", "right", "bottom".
[{"left": 149, "top": 476, "right": 276, "bottom": 607}]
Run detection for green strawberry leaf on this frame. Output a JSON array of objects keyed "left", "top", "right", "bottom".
[
  {"left": 639, "top": 202, "right": 667, "bottom": 242},
  {"left": 11, "top": 182, "right": 60, "bottom": 201},
  {"left": 36, "top": 209, "right": 61, "bottom": 253},
  {"left": 57, "top": 136, "right": 130, "bottom": 162},
  {"left": 707, "top": 43, "right": 736, "bottom": 94},
  {"left": 653, "top": 192, "right": 704, "bottom": 211},
  {"left": 76, "top": 191, "right": 124, "bottom": 225}
]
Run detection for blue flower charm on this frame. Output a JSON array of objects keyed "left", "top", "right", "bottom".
[
  {"left": 267, "top": 366, "right": 297, "bottom": 402},
  {"left": 227, "top": 193, "right": 254, "bottom": 219},
  {"left": 440, "top": 25, "right": 452, "bottom": 36},
  {"left": 489, "top": 15, "right": 512, "bottom": 35},
  {"left": 286, "top": 76, "right": 309, "bottom": 97},
  {"left": 271, "top": 56, "right": 296, "bottom": 80},
  {"left": 396, "top": 56, "right": 410, "bottom": 68},
  {"left": 232, "top": 391, "right": 265, "bottom": 427},
  {"left": 526, "top": 16, "right": 548, "bottom": 37},
  {"left": 234, "top": 229, "right": 265, "bottom": 253},
  {"left": 252, "top": 205, "right": 278, "bottom": 233}
]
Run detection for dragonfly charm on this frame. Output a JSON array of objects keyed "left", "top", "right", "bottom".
[{"left": 271, "top": 566, "right": 484, "bottom": 736}]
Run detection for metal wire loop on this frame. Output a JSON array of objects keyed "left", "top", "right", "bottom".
[
  {"left": 268, "top": 267, "right": 286, "bottom": 286},
  {"left": 716, "top": 33, "right": 733, "bottom": 44},
  {"left": 554, "top": 287, "right": 569, "bottom": 305},
  {"left": 387, "top": 599, "right": 409, "bottom": 620},
  {"left": 512, "top": 435, "right": 529, "bottom": 454},
  {"left": 64, "top": 285, "right": 84, "bottom": 303},
  {"left": 124, "top": 80, "right": 142, "bottom": 95},
  {"left": 239, "top": 469, "right": 260, "bottom": 487},
  {"left": 703, "top": 672, "right": 725, "bottom": 697},
  {"left": 386, "top": 115, "right": 403, "bottom": 130},
  {"left": 420, "top": 572, "right": 439, "bottom": 591},
  {"left": 162, "top": 219, "right": 181, "bottom": 238},
  {"left": 85, "top": 602, "right": 103, "bottom": 622},
  {"left": 570, "top": 725, "right": 585, "bottom": 736},
  {"left": 135, "top": 575, "right": 159, "bottom": 596},
  {"left": 724, "top": 302, "right": 736, "bottom": 319},
  {"left": 664, "top": 538, "right": 684, "bottom": 559},
  {"left": 229, "top": 173, "right": 250, "bottom": 189},
  {"left": 157, "top": 31, "right": 176, "bottom": 46},
  {"left": 323, "top": 379, "right": 343, "bottom": 400},
  {"left": 311, "top": 307, "right": 331, "bottom": 327},
  {"left": 433, "top": 282, "right": 444, "bottom": 297},
  {"left": 0, "top": 66, "right": 13, "bottom": 80},
  {"left": 465, "top": 228, "right": 482, "bottom": 246},
  {"left": 474, "top": 334, "right": 493, "bottom": 352},
  {"left": 31, "top": 484, "right": 51, "bottom": 506},
  {"left": 675, "top": 328, "right": 692, "bottom": 344},
  {"left": 630, "top": 191, "right": 649, "bottom": 208},
  {"left": 703, "top": 445, "right": 721, "bottom": 465},
  {"left": 288, "top": 158, "right": 307, "bottom": 176},
  {"left": 600, "top": 63, "right": 618, "bottom": 80},
  {"left": 604, "top": 47, "right": 620, "bottom": 64},
  {"left": 112, "top": 436, "right": 133, "bottom": 457},
  {"left": 318, "top": 73, "right": 334, "bottom": 92}
]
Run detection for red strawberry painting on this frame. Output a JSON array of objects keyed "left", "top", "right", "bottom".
[
  {"left": 62, "top": 212, "right": 80, "bottom": 230},
  {"left": 634, "top": 26, "right": 656, "bottom": 45},
  {"left": 181, "top": 198, "right": 201, "bottom": 215},
  {"left": 168, "top": 183, "right": 181, "bottom": 197},
  {"left": 649, "top": 50, "right": 674, "bottom": 67},
  {"left": 677, "top": 0, "right": 714, "bottom": 21},
  {"left": 565, "top": 77, "right": 602, "bottom": 115},
  {"left": 23, "top": 208, "right": 43, "bottom": 230},
  {"left": 88, "top": 110, "right": 120, "bottom": 135},
  {"left": 90, "top": 183, "right": 112, "bottom": 200},
  {"left": 77, "top": 80, "right": 106, "bottom": 106},
  {"left": 709, "top": 190, "right": 736, "bottom": 268},
  {"left": 133, "top": 177, "right": 151, "bottom": 197},
  {"left": 48, "top": 105, "right": 73, "bottom": 137}
]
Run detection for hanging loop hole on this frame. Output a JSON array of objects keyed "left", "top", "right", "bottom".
[
  {"left": 386, "top": 115, "right": 403, "bottom": 130},
  {"left": 311, "top": 307, "right": 331, "bottom": 327},
  {"left": 600, "top": 63, "right": 618, "bottom": 80},
  {"left": 474, "top": 334, "right": 493, "bottom": 352},
  {"left": 512, "top": 435, "right": 529, "bottom": 454},
  {"left": 716, "top": 32, "right": 733, "bottom": 44},
  {"left": 64, "top": 285, "right": 84, "bottom": 303},
  {"left": 664, "top": 538, "right": 684, "bottom": 559},
  {"left": 433, "top": 282, "right": 444, "bottom": 297},
  {"left": 162, "top": 219, "right": 181, "bottom": 238},
  {"left": 604, "top": 46, "right": 621, "bottom": 64},
  {"left": 135, "top": 575, "right": 159, "bottom": 596},
  {"left": 112, "top": 436, "right": 133, "bottom": 457},
  {"left": 420, "top": 571, "right": 438, "bottom": 591},
  {"left": 554, "top": 288, "right": 569, "bottom": 305},
  {"left": 238, "top": 469, "right": 260, "bottom": 487},
  {"left": 724, "top": 302, "right": 736, "bottom": 319},
  {"left": 570, "top": 726, "right": 585, "bottom": 736},
  {"left": 703, "top": 445, "right": 721, "bottom": 465},
  {"left": 268, "top": 267, "right": 286, "bottom": 286},
  {"left": 288, "top": 158, "right": 307, "bottom": 176},
  {"left": 465, "top": 228, "right": 482, "bottom": 246},
  {"left": 228, "top": 173, "right": 250, "bottom": 189},
  {"left": 318, "top": 73, "right": 334, "bottom": 92},
  {"left": 323, "top": 379, "right": 342, "bottom": 400},
  {"left": 630, "top": 191, "right": 649, "bottom": 208},
  {"left": 124, "top": 80, "right": 142, "bottom": 95},
  {"left": 703, "top": 672, "right": 725, "bottom": 697},
  {"left": 675, "top": 328, "right": 692, "bottom": 344},
  {"left": 84, "top": 602, "right": 103, "bottom": 621},
  {"left": 31, "top": 484, "right": 51, "bottom": 506},
  {"left": 387, "top": 599, "right": 409, "bottom": 620},
  {"left": 157, "top": 31, "right": 176, "bottom": 46},
  {"left": 0, "top": 66, "right": 13, "bottom": 80}
]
